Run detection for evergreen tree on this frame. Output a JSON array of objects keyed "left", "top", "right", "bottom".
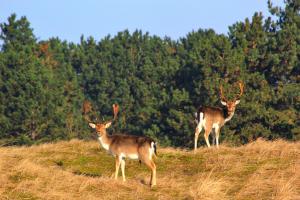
[{"left": 0, "top": 1, "right": 299, "bottom": 146}]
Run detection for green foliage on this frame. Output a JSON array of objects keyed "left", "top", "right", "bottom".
[
  {"left": 0, "top": 1, "right": 299, "bottom": 146},
  {"left": 0, "top": 14, "right": 87, "bottom": 145}
]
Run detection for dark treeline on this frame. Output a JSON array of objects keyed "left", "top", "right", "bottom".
[{"left": 0, "top": 1, "right": 299, "bottom": 146}]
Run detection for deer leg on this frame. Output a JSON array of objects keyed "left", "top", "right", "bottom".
[
  {"left": 204, "top": 129, "right": 212, "bottom": 148},
  {"left": 120, "top": 158, "right": 126, "bottom": 182},
  {"left": 150, "top": 160, "right": 157, "bottom": 187},
  {"left": 194, "top": 123, "right": 203, "bottom": 151},
  {"left": 115, "top": 156, "right": 121, "bottom": 180},
  {"left": 150, "top": 161, "right": 157, "bottom": 187},
  {"left": 211, "top": 131, "right": 216, "bottom": 146},
  {"left": 215, "top": 127, "right": 220, "bottom": 148},
  {"left": 143, "top": 159, "right": 157, "bottom": 187}
]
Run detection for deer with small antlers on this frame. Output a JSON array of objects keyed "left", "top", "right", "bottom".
[
  {"left": 83, "top": 102, "right": 157, "bottom": 187},
  {"left": 194, "top": 81, "right": 244, "bottom": 150}
]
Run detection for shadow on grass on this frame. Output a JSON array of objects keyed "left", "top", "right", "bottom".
[
  {"left": 54, "top": 160, "right": 102, "bottom": 178},
  {"left": 72, "top": 170, "right": 102, "bottom": 177}
]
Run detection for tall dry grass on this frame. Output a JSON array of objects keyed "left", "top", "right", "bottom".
[{"left": 0, "top": 139, "right": 299, "bottom": 200}]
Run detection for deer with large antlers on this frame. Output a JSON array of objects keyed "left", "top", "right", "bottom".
[
  {"left": 194, "top": 82, "right": 244, "bottom": 150},
  {"left": 83, "top": 102, "right": 157, "bottom": 187}
]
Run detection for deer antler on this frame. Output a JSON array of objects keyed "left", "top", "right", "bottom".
[
  {"left": 83, "top": 100, "right": 92, "bottom": 115},
  {"left": 82, "top": 100, "right": 100, "bottom": 123},
  {"left": 220, "top": 81, "right": 244, "bottom": 102},
  {"left": 219, "top": 85, "right": 228, "bottom": 102},
  {"left": 113, "top": 104, "right": 119, "bottom": 121},
  {"left": 82, "top": 100, "right": 92, "bottom": 122},
  {"left": 83, "top": 101, "right": 119, "bottom": 123},
  {"left": 235, "top": 81, "right": 244, "bottom": 100}
]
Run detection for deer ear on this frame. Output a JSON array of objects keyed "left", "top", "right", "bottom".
[
  {"left": 194, "top": 112, "right": 198, "bottom": 119},
  {"left": 105, "top": 121, "right": 112, "bottom": 128},
  {"left": 89, "top": 123, "right": 96, "bottom": 129},
  {"left": 235, "top": 100, "right": 240, "bottom": 105},
  {"left": 221, "top": 100, "right": 227, "bottom": 106}
]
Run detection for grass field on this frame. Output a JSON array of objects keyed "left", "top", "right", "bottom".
[{"left": 0, "top": 139, "right": 299, "bottom": 200}]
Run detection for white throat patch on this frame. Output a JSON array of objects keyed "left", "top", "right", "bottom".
[
  {"left": 224, "top": 112, "right": 234, "bottom": 123},
  {"left": 98, "top": 137, "right": 109, "bottom": 151}
]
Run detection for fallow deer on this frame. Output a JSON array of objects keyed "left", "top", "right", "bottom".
[
  {"left": 194, "top": 82, "right": 244, "bottom": 150},
  {"left": 84, "top": 103, "right": 157, "bottom": 187}
]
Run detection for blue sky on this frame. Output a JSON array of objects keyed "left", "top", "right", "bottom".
[{"left": 1, "top": 0, "right": 284, "bottom": 43}]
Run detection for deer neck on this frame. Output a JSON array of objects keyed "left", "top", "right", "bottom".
[
  {"left": 223, "top": 108, "right": 235, "bottom": 123},
  {"left": 97, "top": 131, "right": 111, "bottom": 151}
]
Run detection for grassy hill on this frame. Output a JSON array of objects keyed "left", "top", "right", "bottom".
[{"left": 0, "top": 139, "right": 299, "bottom": 200}]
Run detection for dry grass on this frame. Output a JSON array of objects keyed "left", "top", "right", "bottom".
[{"left": 0, "top": 138, "right": 299, "bottom": 200}]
